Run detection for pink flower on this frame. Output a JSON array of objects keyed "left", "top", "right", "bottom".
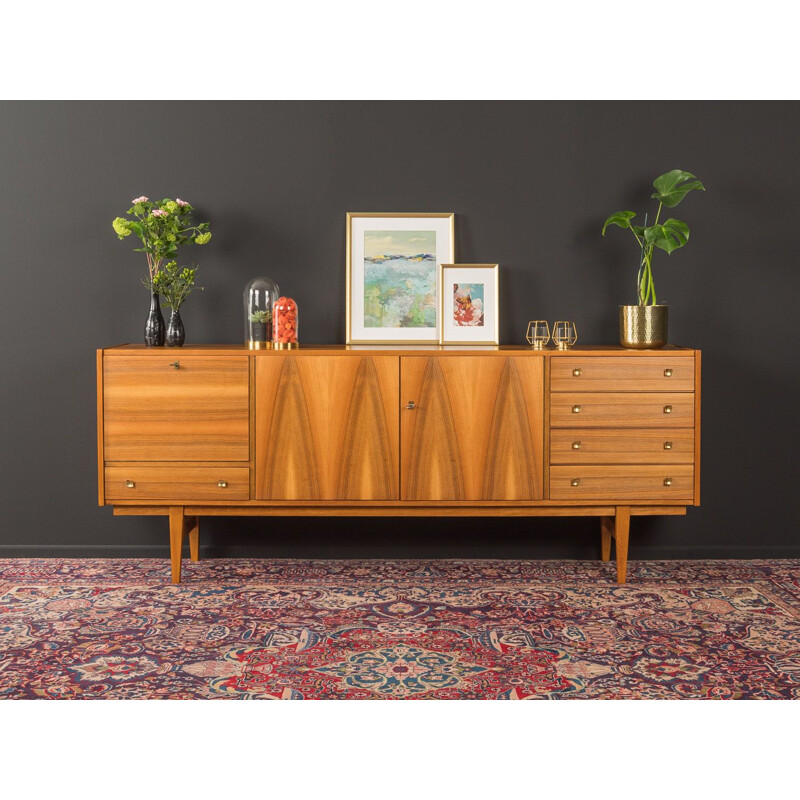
[
  {"left": 176, "top": 198, "right": 190, "bottom": 207},
  {"left": 132, "top": 196, "right": 149, "bottom": 204},
  {"left": 150, "top": 209, "right": 168, "bottom": 217}
]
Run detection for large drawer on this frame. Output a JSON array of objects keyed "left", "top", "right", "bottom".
[
  {"left": 550, "top": 393, "right": 694, "bottom": 428},
  {"left": 105, "top": 466, "right": 250, "bottom": 501},
  {"left": 550, "top": 428, "right": 695, "bottom": 464},
  {"left": 550, "top": 465, "right": 694, "bottom": 501},
  {"left": 103, "top": 355, "right": 250, "bottom": 461},
  {"left": 551, "top": 356, "right": 695, "bottom": 392}
]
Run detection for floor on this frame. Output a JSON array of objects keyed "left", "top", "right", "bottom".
[{"left": 1, "top": 558, "right": 799, "bottom": 699}]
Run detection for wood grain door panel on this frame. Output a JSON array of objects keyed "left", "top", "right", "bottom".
[
  {"left": 103, "top": 355, "right": 250, "bottom": 461},
  {"left": 255, "top": 356, "right": 399, "bottom": 500},
  {"left": 550, "top": 392, "right": 694, "bottom": 428},
  {"left": 401, "top": 356, "right": 544, "bottom": 500},
  {"left": 551, "top": 356, "right": 695, "bottom": 392}
]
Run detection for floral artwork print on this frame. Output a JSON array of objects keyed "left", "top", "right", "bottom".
[
  {"left": 363, "top": 231, "right": 437, "bottom": 328},
  {"left": 453, "top": 283, "right": 484, "bottom": 326}
]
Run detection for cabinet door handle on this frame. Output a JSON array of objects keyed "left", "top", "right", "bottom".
[
  {"left": 217, "top": 480, "right": 228, "bottom": 488},
  {"left": 663, "top": 405, "right": 672, "bottom": 414},
  {"left": 663, "top": 477, "right": 673, "bottom": 487},
  {"left": 405, "top": 401, "right": 416, "bottom": 410},
  {"left": 572, "top": 368, "right": 582, "bottom": 377},
  {"left": 572, "top": 405, "right": 581, "bottom": 414},
  {"left": 664, "top": 368, "right": 673, "bottom": 377},
  {"left": 571, "top": 478, "right": 581, "bottom": 487},
  {"left": 125, "top": 480, "right": 135, "bottom": 488},
  {"left": 572, "top": 441, "right": 581, "bottom": 450},
  {"left": 663, "top": 441, "right": 673, "bottom": 450},
  {"left": 169, "top": 361, "right": 180, "bottom": 369}
]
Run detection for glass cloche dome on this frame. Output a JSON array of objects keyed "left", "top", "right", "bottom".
[{"left": 243, "top": 276, "right": 280, "bottom": 349}]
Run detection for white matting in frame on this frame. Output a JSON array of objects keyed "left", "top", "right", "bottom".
[
  {"left": 347, "top": 213, "right": 455, "bottom": 344},
  {"left": 439, "top": 263, "right": 499, "bottom": 345}
]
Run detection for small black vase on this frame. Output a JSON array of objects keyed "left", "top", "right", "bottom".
[
  {"left": 145, "top": 292, "right": 165, "bottom": 347},
  {"left": 166, "top": 309, "right": 185, "bottom": 347}
]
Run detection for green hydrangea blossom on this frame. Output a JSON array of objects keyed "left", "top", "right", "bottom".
[{"left": 112, "top": 217, "right": 132, "bottom": 238}]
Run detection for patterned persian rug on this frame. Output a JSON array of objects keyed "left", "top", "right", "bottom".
[{"left": 1, "top": 558, "right": 799, "bottom": 700}]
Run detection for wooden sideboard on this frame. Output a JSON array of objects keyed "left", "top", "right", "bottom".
[{"left": 97, "top": 344, "right": 701, "bottom": 584}]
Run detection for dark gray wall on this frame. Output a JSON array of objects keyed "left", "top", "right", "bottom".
[{"left": 1, "top": 101, "right": 798, "bottom": 559}]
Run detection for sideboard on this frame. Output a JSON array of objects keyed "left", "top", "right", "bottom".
[{"left": 96, "top": 344, "right": 701, "bottom": 584}]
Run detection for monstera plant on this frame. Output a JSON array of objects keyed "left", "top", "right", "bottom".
[
  {"left": 602, "top": 170, "right": 705, "bottom": 306},
  {"left": 602, "top": 170, "right": 705, "bottom": 348}
]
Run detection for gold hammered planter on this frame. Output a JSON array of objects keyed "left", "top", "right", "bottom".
[{"left": 619, "top": 304, "right": 668, "bottom": 349}]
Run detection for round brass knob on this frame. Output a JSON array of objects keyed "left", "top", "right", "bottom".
[
  {"left": 571, "top": 478, "right": 581, "bottom": 487},
  {"left": 218, "top": 480, "right": 228, "bottom": 488},
  {"left": 663, "top": 478, "right": 673, "bottom": 487},
  {"left": 572, "top": 405, "right": 581, "bottom": 414},
  {"left": 664, "top": 368, "right": 673, "bottom": 377},
  {"left": 572, "top": 441, "right": 581, "bottom": 450},
  {"left": 405, "top": 401, "right": 416, "bottom": 410},
  {"left": 573, "top": 368, "right": 582, "bottom": 377},
  {"left": 663, "top": 405, "right": 673, "bottom": 414},
  {"left": 170, "top": 361, "right": 180, "bottom": 369},
  {"left": 125, "top": 480, "right": 135, "bottom": 488},
  {"left": 664, "top": 441, "right": 673, "bottom": 450}
]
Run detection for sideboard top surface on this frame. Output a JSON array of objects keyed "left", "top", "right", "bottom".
[{"left": 102, "top": 344, "right": 698, "bottom": 357}]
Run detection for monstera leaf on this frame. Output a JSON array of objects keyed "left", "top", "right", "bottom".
[
  {"left": 643, "top": 218, "right": 690, "bottom": 254},
  {"left": 651, "top": 170, "right": 705, "bottom": 208},
  {"left": 602, "top": 210, "right": 637, "bottom": 235}
]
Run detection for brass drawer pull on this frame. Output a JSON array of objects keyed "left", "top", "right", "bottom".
[
  {"left": 405, "top": 401, "right": 416, "bottom": 410},
  {"left": 572, "top": 405, "right": 581, "bottom": 414},
  {"left": 125, "top": 480, "right": 135, "bottom": 488},
  {"left": 663, "top": 405, "right": 672, "bottom": 414},
  {"left": 217, "top": 480, "right": 228, "bottom": 488},
  {"left": 664, "top": 368, "right": 673, "bottom": 377},
  {"left": 663, "top": 441, "right": 673, "bottom": 450},
  {"left": 170, "top": 361, "right": 180, "bottom": 369},
  {"left": 571, "top": 478, "right": 581, "bottom": 487},
  {"left": 572, "top": 368, "right": 582, "bottom": 377},
  {"left": 572, "top": 441, "right": 581, "bottom": 450},
  {"left": 664, "top": 477, "right": 673, "bottom": 487}
]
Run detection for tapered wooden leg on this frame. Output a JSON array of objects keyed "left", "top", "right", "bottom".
[
  {"left": 614, "top": 506, "right": 631, "bottom": 585},
  {"left": 169, "top": 506, "right": 185, "bottom": 585},
  {"left": 186, "top": 516, "right": 200, "bottom": 562},
  {"left": 601, "top": 516, "right": 613, "bottom": 562}
]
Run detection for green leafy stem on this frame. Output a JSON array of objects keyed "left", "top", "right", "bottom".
[{"left": 602, "top": 170, "right": 705, "bottom": 306}]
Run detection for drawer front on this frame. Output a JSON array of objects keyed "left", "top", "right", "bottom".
[
  {"left": 104, "top": 355, "right": 250, "bottom": 461},
  {"left": 550, "top": 429, "right": 695, "bottom": 464},
  {"left": 105, "top": 466, "right": 250, "bottom": 501},
  {"left": 551, "top": 356, "right": 695, "bottom": 392},
  {"left": 550, "top": 465, "right": 694, "bottom": 501},
  {"left": 550, "top": 393, "right": 693, "bottom": 428}
]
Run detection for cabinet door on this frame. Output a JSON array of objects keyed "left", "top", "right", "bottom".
[
  {"left": 255, "top": 356, "right": 399, "bottom": 500},
  {"left": 401, "top": 356, "right": 544, "bottom": 500},
  {"left": 103, "top": 355, "right": 250, "bottom": 461}
]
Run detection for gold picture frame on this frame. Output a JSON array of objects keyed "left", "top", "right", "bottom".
[
  {"left": 438, "top": 263, "right": 500, "bottom": 345},
  {"left": 346, "top": 212, "right": 455, "bottom": 344}
]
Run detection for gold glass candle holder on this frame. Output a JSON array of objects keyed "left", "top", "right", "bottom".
[
  {"left": 552, "top": 321, "right": 578, "bottom": 350},
  {"left": 525, "top": 320, "right": 550, "bottom": 349}
]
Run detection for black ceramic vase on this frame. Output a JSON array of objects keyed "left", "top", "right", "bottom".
[
  {"left": 145, "top": 292, "right": 165, "bottom": 347},
  {"left": 166, "top": 309, "right": 185, "bottom": 347}
]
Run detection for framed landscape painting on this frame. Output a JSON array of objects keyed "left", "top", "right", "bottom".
[
  {"left": 439, "top": 263, "right": 499, "bottom": 345},
  {"left": 346, "top": 212, "right": 455, "bottom": 344}
]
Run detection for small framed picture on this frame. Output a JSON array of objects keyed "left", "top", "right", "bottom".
[
  {"left": 346, "top": 212, "right": 455, "bottom": 344},
  {"left": 439, "top": 263, "right": 499, "bottom": 345}
]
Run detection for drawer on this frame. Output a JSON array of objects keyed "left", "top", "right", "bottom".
[
  {"left": 551, "top": 356, "right": 694, "bottom": 392},
  {"left": 105, "top": 466, "right": 250, "bottom": 501},
  {"left": 103, "top": 355, "right": 250, "bottom": 461},
  {"left": 550, "top": 429, "right": 694, "bottom": 464},
  {"left": 550, "top": 393, "right": 694, "bottom": 428},
  {"left": 550, "top": 465, "right": 694, "bottom": 501}
]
